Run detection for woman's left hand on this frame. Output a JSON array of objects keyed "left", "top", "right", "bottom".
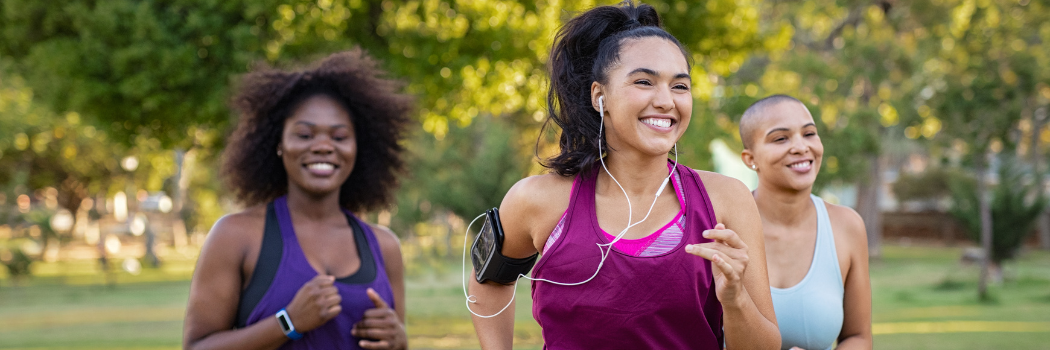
[
  {"left": 685, "top": 223, "right": 751, "bottom": 305},
  {"left": 351, "top": 288, "right": 407, "bottom": 350}
]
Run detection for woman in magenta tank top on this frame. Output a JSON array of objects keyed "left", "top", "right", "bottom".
[
  {"left": 468, "top": 2, "right": 780, "bottom": 349},
  {"left": 183, "top": 50, "right": 412, "bottom": 350}
]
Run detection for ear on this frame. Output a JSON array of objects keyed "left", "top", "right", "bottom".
[
  {"left": 590, "top": 82, "right": 604, "bottom": 113},
  {"left": 741, "top": 149, "right": 755, "bottom": 170}
]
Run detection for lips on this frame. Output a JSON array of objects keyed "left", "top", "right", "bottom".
[{"left": 305, "top": 162, "right": 338, "bottom": 176}]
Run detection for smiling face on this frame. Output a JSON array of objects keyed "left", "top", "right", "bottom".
[
  {"left": 278, "top": 94, "right": 357, "bottom": 197},
  {"left": 592, "top": 37, "right": 692, "bottom": 158},
  {"left": 743, "top": 101, "right": 823, "bottom": 192}
]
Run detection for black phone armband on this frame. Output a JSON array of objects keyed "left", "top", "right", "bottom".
[{"left": 471, "top": 207, "right": 538, "bottom": 284}]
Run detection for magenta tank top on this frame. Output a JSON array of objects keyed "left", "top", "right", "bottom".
[
  {"left": 531, "top": 163, "right": 724, "bottom": 349},
  {"left": 242, "top": 196, "right": 396, "bottom": 349}
]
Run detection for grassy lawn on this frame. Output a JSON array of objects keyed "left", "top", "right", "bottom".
[{"left": 0, "top": 244, "right": 1048, "bottom": 349}]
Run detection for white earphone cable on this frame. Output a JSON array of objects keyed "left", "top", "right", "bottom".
[{"left": 463, "top": 95, "right": 679, "bottom": 318}]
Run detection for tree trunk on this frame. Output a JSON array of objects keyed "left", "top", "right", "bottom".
[
  {"left": 172, "top": 149, "right": 190, "bottom": 249},
  {"left": 976, "top": 152, "right": 993, "bottom": 300},
  {"left": 856, "top": 153, "right": 883, "bottom": 259}
]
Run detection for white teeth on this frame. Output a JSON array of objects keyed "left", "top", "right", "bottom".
[
  {"left": 790, "top": 162, "right": 810, "bottom": 169},
  {"left": 307, "top": 163, "right": 335, "bottom": 171},
  {"left": 642, "top": 118, "right": 672, "bottom": 128}
]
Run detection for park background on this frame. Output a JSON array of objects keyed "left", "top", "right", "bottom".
[{"left": 1, "top": 0, "right": 1049, "bottom": 349}]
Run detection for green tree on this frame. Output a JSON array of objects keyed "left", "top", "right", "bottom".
[
  {"left": 908, "top": 0, "right": 1048, "bottom": 299},
  {"left": 949, "top": 158, "right": 1046, "bottom": 273},
  {"left": 0, "top": 0, "right": 281, "bottom": 147}
]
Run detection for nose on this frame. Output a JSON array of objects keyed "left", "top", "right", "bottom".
[
  {"left": 310, "top": 136, "right": 335, "bottom": 154},
  {"left": 789, "top": 135, "right": 809, "bottom": 155},
  {"left": 652, "top": 86, "right": 674, "bottom": 112}
]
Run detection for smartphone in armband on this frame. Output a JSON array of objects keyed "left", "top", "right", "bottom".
[{"left": 471, "top": 207, "right": 538, "bottom": 284}]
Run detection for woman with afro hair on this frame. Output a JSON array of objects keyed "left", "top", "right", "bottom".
[{"left": 184, "top": 49, "right": 412, "bottom": 350}]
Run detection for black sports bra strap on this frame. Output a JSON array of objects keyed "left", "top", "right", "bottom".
[
  {"left": 235, "top": 204, "right": 379, "bottom": 328},
  {"left": 235, "top": 202, "right": 284, "bottom": 328},
  {"left": 336, "top": 215, "right": 377, "bottom": 284}
]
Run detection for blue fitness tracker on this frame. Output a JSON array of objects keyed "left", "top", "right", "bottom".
[{"left": 275, "top": 308, "right": 304, "bottom": 340}]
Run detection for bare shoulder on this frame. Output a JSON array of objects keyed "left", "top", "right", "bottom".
[
  {"left": 366, "top": 223, "right": 403, "bottom": 256},
  {"left": 500, "top": 173, "right": 574, "bottom": 254},
  {"left": 500, "top": 173, "right": 574, "bottom": 222},
  {"left": 202, "top": 204, "right": 267, "bottom": 254},
  {"left": 694, "top": 169, "right": 751, "bottom": 195},
  {"left": 692, "top": 169, "right": 755, "bottom": 220},
  {"left": 824, "top": 201, "right": 869, "bottom": 252}
]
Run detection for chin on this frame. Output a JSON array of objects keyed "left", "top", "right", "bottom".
[
  {"left": 299, "top": 181, "right": 343, "bottom": 196},
  {"left": 790, "top": 180, "right": 816, "bottom": 193}
]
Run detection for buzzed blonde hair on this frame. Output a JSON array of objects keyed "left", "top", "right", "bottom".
[{"left": 738, "top": 94, "right": 804, "bottom": 149}]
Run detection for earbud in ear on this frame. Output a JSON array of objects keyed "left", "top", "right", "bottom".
[{"left": 598, "top": 96, "right": 604, "bottom": 112}]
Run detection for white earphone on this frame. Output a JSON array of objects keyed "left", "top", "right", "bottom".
[{"left": 462, "top": 94, "right": 679, "bottom": 318}]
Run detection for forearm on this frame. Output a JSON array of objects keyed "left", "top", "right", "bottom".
[
  {"left": 185, "top": 317, "right": 288, "bottom": 350},
  {"left": 468, "top": 280, "right": 517, "bottom": 350},
  {"left": 722, "top": 289, "right": 781, "bottom": 350},
  {"left": 834, "top": 334, "right": 872, "bottom": 350}
]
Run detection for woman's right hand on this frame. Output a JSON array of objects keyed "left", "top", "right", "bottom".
[{"left": 285, "top": 275, "right": 342, "bottom": 333}]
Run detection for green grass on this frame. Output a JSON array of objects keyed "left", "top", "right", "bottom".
[
  {"left": 0, "top": 245, "right": 1048, "bottom": 349},
  {"left": 866, "top": 246, "right": 1050, "bottom": 349}
]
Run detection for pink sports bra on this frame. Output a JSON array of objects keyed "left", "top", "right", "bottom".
[{"left": 543, "top": 161, "right": 686, "bottom": 257}]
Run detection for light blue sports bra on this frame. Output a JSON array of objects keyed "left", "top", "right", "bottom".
[{"left": 770, "top": 194, "right": 844, "bottom": 350}]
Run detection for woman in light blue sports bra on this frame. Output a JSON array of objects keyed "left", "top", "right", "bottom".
[{"left": 738, "top": 95, "right": 873, "bottom": 350}]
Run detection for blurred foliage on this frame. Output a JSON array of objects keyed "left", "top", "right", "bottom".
[
  {"left": 0, "top": 0, "right": 1049, "bottom": 248},
  {"left": 0, "top": 0, "right": 270, "bottom": 147},
  {"left": 0, "top": 239, "right": 32, "bottom": 279},
  {"left": 893, "top": 166, "right": 951, "bottom": 203},
  {"left": 949, "top": 157, "right": 1047, "bottom": 264},
  {"left": 262, "top": 0, "right": 780, "bottom": 138},
  {"left": 0, "top": 0, "right": 777, "bottom": 235},
  {"left": 0, "top": 67, "right": 120, "bottom": 210}
]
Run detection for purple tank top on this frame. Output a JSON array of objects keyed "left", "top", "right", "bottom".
[
  {"left": 531, "top": 163, "right": 724, "bottom": 349},
  {"left": 244, "top": 196, "right": 396, "bottom": 349}
]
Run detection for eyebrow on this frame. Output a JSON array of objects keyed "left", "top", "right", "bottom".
[
  {"left": 627, "top": 68, "right": 691, "bottom": 81},
  {"left": 293, "top": 121, "right": 349, "bottom": 128},
  {"left": 764, "top": 123, "right": 817, "bottom": 136},
  {"left": 765, "top": 127, "right": 789, "bottom": 137}
]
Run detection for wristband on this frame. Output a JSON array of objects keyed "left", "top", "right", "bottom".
[{"left": 275, "top": 308, "right": 304, "bottom": 340}]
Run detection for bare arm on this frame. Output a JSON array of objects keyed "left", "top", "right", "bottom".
[
  {"left": 183, "top": 214, "right": 288, "bottom": 350},
  {"left": 830, "top": 206, "right": 872, "bottom": 350},
  {"left": 690, "top": 171, "right": 780, "bottom": 350},
  {"left": 469, "top": 175, "right": 570, "bottom": 350}
]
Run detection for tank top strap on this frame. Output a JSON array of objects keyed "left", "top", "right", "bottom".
[
  {"left": 273, "top": 196, "right": 304, "bottom": 252},
  {"left": 810, "top": 194, "right": 843, "bottom": 286},
  {"left": 574, "top": 164, "right": 600, "bottom": 218},
  {"left": 346, "top": 212, "right": 388, "bottom": 275}
]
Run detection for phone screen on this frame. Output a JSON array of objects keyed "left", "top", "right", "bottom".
[{"left": 472, "top": 217, "right": 495, "bottom": 278}]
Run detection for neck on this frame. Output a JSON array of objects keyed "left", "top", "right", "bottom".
[
  {"left": 285, "top": 185, "right": 344, "bottom": 221},
  {"left": 597, "top": 149, "right": 673, "bottom": 198},
  {"left": 753, "top": 180, "right": 813, "bottom": 227}
]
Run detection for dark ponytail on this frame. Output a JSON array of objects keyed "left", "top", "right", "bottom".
[{"left": 541, "top": 0, "right": 689, "bottom": 176}]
